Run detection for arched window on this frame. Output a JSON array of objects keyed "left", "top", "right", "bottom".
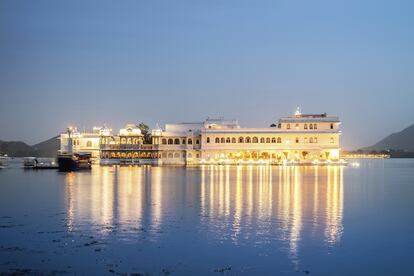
[
  {"left": 277, "top": 137, "right": 282, "bottom": 143},
  {"left": 168, "top": 152, "right": 173, "bottom": 158},
  {"left": 330, "top": 123, "right": 334, "bottom": 129},
  {"left": 226, "top": 137, "right": 231, "bottom": 143},
  {"left": 314, "top": 137, "right": 318, "bottom": 143},
  {"left": 295, "top": 137, "right": 299, "bottom": 143},
  {"left": 330, "top": 137, "right": 334, "bottom": 143},
  {"left": 188, "top": 153, "right": 192, "bottom": 158},
  {"left": 287, "top": 123, "right": 291, "bottom": 129},
  {"left": 168, "top": 139, "right": 173, "bottom": 145},
  {"left": 239, "top": 137, "right": 244, "bottom": 143},
  {"left": 86, "top": 140, "right": 92, "bottom": 147},
  {"left": 231, "top": 137, "right": 236, "bottom": 143},
  {"left": 127, "top": 138, "right": 132, "bottom": 144},
  {"left": 196, "top": 139, "right": 199, "bottom": 144},
  {"left": 304, "top": 124, "right": 308, "bottom": 129},
  {"left": 252, "top": 137, "right": 258, "bottom": 143},
  {"left": 314, "top": 124, "right": 317, "bottom": 129},
  {"left": 221, "top": 137, "right": 225, "bottom": 143},
  {"left": 174, "top": 152, "right": 180, "bottom": 158},
  {"left": 271, "top": 137, "right": 276, "bottom": 143},
  {"left": 260, "top": 137, "right": 265, "bottom": 143},
  {"left": 215, "top": 137, "right": 220, "bottom": 143},
  {"left": 174, "top": 138, "right": 180, "bottom": 145},
  {"left": 141, "top": 152, "right": 146, "bottom": 158},
  {"left": 309, "top": 137, "right": 314, "bottom": 143},
  {"left": 162, "top": 139, "right": 167, "bottom": 145},
  {"left": 121, "top": 152, "right": 126, "bottom": 158},
  {"left": 304, "top": 137, "right": 308, "bottom": 143},
  {"left": 127, "top": 152, "right": 132, "bottom": 158},
  {"left": 133, "top": 152, "right": 139, "bottom": 158},
  {"left": 295, "top": 124, "right": 299, "bottom": 129},
  {"left": 266, "top": 137, "right": 270, "bottom": 143},
  {"left": 246, "top": 137, "right": 251, "bottom": 143},
  {"left": 310, "top": 124, "right": 313, "bottom": 130},
  {"left": 121, "top": 138, "right": 126, "bottom": 144},
  {"left": 188, "top": 138, "right": 193, "bottom": 144},
  {"left": 207, "top": 137, "right": 210, "bottom": 143},
  {"left": 182, "top": 139, "right": 186, "bottom": 144},
  {"left": 162, "top": 152, "right": 167, "bottom": 158}
]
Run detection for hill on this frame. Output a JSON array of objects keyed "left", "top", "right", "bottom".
[
  {"left": 0, "top": 136, "right": 59, "bottom": 157},
  {"left": 365, "top": 124, "right": 414, "bottom": 151}
]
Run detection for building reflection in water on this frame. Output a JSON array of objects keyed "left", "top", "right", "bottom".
[
  {"left": 64, "top": 164, "right": 344, "bottom": 265},
  {"left": 199, "top": 165, "right": 344, "bottom": 267}
]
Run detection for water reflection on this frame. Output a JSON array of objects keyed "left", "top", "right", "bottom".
[{"left": 64, "top": 165, "right": 344, "bottom": 265}]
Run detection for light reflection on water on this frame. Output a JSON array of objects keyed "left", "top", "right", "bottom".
[{"left": 64, "top": 165, "right": 344, "bottom": 267}]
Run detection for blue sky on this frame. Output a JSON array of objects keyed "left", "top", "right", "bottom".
[{"left": 0, "top": 0, "right": 413, "bottom": 149}]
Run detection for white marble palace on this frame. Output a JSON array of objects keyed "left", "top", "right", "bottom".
[{"left": 59, "top": 109, "right": 343, "bottom": 165}]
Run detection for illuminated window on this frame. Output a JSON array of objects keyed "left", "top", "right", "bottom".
[
  {"left": 231, "top": 137, "right": 236, "bottom": 143},
  {"left": 260, "top": 137, "right": 265, "bottom": 143},
  {"left": 277, "top": 137, "right": 282, "bottom": 143},
  {"left": 215, "top": 137, "right": 220, "bottom": 143},
  {"left": 188, "top": 138, "right": 193, "bottom": 144},
  {"left": 174, "top": 138, "right": 180, "bottom": 145},
  {"left": 252, "top": 137, "right": 258, "bottom": 143},
  {"left": 238, "top": 137, "right": 244, "bottom": 143},
  {"left": 206, "top": 137, "right": 210, "bottom": 143}
]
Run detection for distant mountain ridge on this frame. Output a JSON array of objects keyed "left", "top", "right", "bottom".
[
  {"left": 0, "top": 136, "right": 59, "bottom": 157},
  {"left": 365, "top": 124, "right": 414, "bottom": 151}
]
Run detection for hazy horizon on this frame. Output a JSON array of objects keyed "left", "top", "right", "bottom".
[{"left": 1, "top": 0, "right": 414, "bottom": 149}]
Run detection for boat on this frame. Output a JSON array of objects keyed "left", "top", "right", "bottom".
[
  {"left": 0, "top": 155, "right": 9, "bottom": 168},
  {"left": 23, "top": 157, "right": 58, "bottom": 169},
  {"left": 57, "top": 152, "right": 92, "bottom": 172}
]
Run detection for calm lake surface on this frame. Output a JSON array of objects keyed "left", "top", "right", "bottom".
[{"left": 0, "top": 159, "right": 413, "bottom": 275}]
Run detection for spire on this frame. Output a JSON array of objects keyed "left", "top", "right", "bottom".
[{"left": 295, "top": 107, "right": 302, "bottom": 117}]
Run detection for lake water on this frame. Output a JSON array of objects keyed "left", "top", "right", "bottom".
[{"left": 0, "top": 159, "right": 413, "bottom": 275}]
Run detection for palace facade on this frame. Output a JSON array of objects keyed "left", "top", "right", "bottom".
[{"left": 59, "top": 110, "right": 343, "bottom": 165}]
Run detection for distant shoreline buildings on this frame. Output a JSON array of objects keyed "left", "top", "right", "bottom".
[{"left": 59, "top": 109, "right": 343, "bottom": 165}]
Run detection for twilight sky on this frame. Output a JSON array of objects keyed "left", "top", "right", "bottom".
[{"left": 1, "top": 0, "right": 413, "bottom": 149}]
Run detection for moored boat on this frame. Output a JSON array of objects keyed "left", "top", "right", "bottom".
[
  {"left": 0, "top": 155, "right": 9, "bottom": 168},
  {"left": 57, "top": 153, "right": 92, "bottom": 171}
]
